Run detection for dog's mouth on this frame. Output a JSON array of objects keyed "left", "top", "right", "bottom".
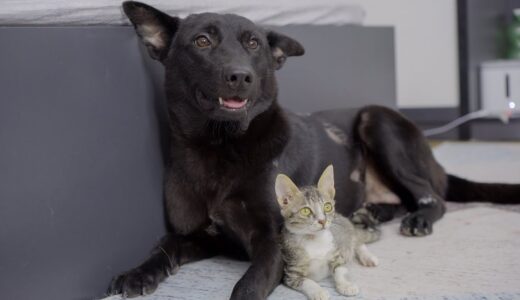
[
  {"left": 218, "top": 96, "right": 248, "bottom": 110},
  {"left": 196, "top": 89, "right": 250, "bottom": 113}
]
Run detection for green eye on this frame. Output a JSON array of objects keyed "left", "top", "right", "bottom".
[
  {"left": 324, "top": 202, "right": 333, "bottom": 213},
  {"left": 300, "top": 207, "right": 312, "bottom": 217}
]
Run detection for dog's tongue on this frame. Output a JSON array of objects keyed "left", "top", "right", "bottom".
[{"left": 222, "top": 98, "right": 247, "bottom": 109}]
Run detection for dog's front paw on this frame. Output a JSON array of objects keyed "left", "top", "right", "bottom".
[
  {"left": 400, "top": 213, "right": 432, "bottom": 236},
  {"left": 107, "top": 267, "right": 162, "bottom": 298},
  {"left": 336, "top": 282, "right": 359, "bottom": 297},
  {"left": 308, "top": 287, "right": 330, "bottom": 300}
]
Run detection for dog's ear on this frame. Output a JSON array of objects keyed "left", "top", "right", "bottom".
[
  {"left": 123, "top": 1, "right": 180, "bottom": 61},
  {"left": 267, "top": 31, "right": 305, "bottom": 70}
]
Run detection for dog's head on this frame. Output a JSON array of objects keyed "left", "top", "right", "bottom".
[{"left": 123, "top": 1, "right": 304, "bottom": 134}]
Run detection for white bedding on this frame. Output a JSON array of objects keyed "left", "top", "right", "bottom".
[{"left": 0, "top": 0, "right": 365, "bottom": 26}]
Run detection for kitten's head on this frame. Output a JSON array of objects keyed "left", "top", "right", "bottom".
[{"left": 275, "top": 165, "right": 336, "bottom": 235}]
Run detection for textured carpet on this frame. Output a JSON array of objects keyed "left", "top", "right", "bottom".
[
  {"left": 101, "top": 142, "right": 520, "bottom": 300},
  {"left": 434, "top": 142, "right": 520, "bottom": 214},
  {"left": 433, "top": 142, "right": 520, "bottom": 184}
]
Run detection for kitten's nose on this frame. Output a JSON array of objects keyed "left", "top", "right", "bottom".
[{"left": 318, "top": 219, "right": 326, "bottom": 226}]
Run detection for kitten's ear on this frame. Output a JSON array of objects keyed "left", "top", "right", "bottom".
[
  {"left": 317, "top": 165, "right": 335, "bottom": 199},
  {"left": 275, "top": 174, "right": 300, "bottom": 207},
  {"left": 123, "top": 1, "right": 180, "bottom": 61}
]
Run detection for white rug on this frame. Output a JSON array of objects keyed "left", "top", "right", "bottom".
[
  {"left": 433, "top": 142, "right": 520, "bottom": 184},
  {"left": 102, "top": 142, "right": 520, "bottom": 300},
  {"left": 102, "top": 207, "right": 520, "bottom": 300}
]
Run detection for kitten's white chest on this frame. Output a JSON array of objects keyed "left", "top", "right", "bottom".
[
  {"left": 303, "top": 230, "right": 335, "bottom": 258},
  {"left": 301, "top": 230, "right": 335, "bottom": 281}
]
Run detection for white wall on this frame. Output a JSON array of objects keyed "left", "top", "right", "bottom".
[{"left": 351, "top": 0, "right": 459, "bottom": 108}]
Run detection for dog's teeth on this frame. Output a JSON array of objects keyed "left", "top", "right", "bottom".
[{"left": 219, "top": 97, "right": 223, "bottom": 105}]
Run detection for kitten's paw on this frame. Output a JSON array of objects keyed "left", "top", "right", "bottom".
[
  {"left": 400, "top": 213, "right": 432, "bottom": 237},
  {"left": 356, "top": 245, "right": 379, "bottom": 267},
  {"left": 358, "top": 252, "right": 379, "bottom": 267},
  {"left": 308, "top": 287, "right": 329, "bottom": 300},
  {"left": 336, "top": 282, "right": 359, "bottom": 296}
]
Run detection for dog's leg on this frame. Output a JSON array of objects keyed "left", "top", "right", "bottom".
[
  {"left": 216, "top": 198, "right": 283, "bottom": 300},
  {"left": 107, "top": 231, "right": 220, "bottom": 297},
  {"left": 356, "top": 106, "right": 447, "bottom": 236},
  {"left": 395, "top": 176, "right": 446, "bottom": 236},
  {"left": 230, "top": 234, "right": 284, "bottom": 300},
  {"left": 351, "top": 203, "right": 402, "bottom": 229},
  {"left": 366, "top": 203, "right": 403, "bottom": 223}
]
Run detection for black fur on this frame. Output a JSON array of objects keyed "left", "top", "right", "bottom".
[
  {"left": 446, "top": 175, "right": 520, "bottom": 204},
  {"left": 108, "top": 2, "right": 520, "bottom": 299}
]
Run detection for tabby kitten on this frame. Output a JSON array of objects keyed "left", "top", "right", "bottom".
[{"left": 275, "top": 165, "right": 380, "bottom": 299}]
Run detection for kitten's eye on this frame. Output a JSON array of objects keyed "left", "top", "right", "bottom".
[
  {"left": 324, "top": 202, "right": 333, "bottom": 213},
  {"left": 194, "top": 36, "right": 211, "bottom": 48},
  {"left": 246, "top": 37, "right": 259, "bottom": 49},
  {"left": 300, "top": 207, "right": 312, "bottom": 217}
]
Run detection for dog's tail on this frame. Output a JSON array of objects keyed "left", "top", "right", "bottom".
[{"left": 445, "top": 174, "right": 520, "bottom": 204}]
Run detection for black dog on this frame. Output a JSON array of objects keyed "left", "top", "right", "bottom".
[{"left": 108, "top": 2, "right": 520, "bottom": 299}]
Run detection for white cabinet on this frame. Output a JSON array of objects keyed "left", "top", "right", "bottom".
[{"left": 480, "top": 60, "right": 520, "bottom": 112}]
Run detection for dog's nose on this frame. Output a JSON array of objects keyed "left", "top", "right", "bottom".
[{"left": 224, "top": 68, "right": 253, "bottom": 90}]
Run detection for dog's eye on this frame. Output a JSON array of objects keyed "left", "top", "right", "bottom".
[
  {"left": 194, "top": 36, "right": 211, "bottom": 48},
  {"left": 246, "top": 38, "right": 259, "bottom": 49}
]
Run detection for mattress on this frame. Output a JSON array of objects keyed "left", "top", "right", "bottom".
[{"left": 0, "top": 0, "right": 365, "bottom": 26}]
